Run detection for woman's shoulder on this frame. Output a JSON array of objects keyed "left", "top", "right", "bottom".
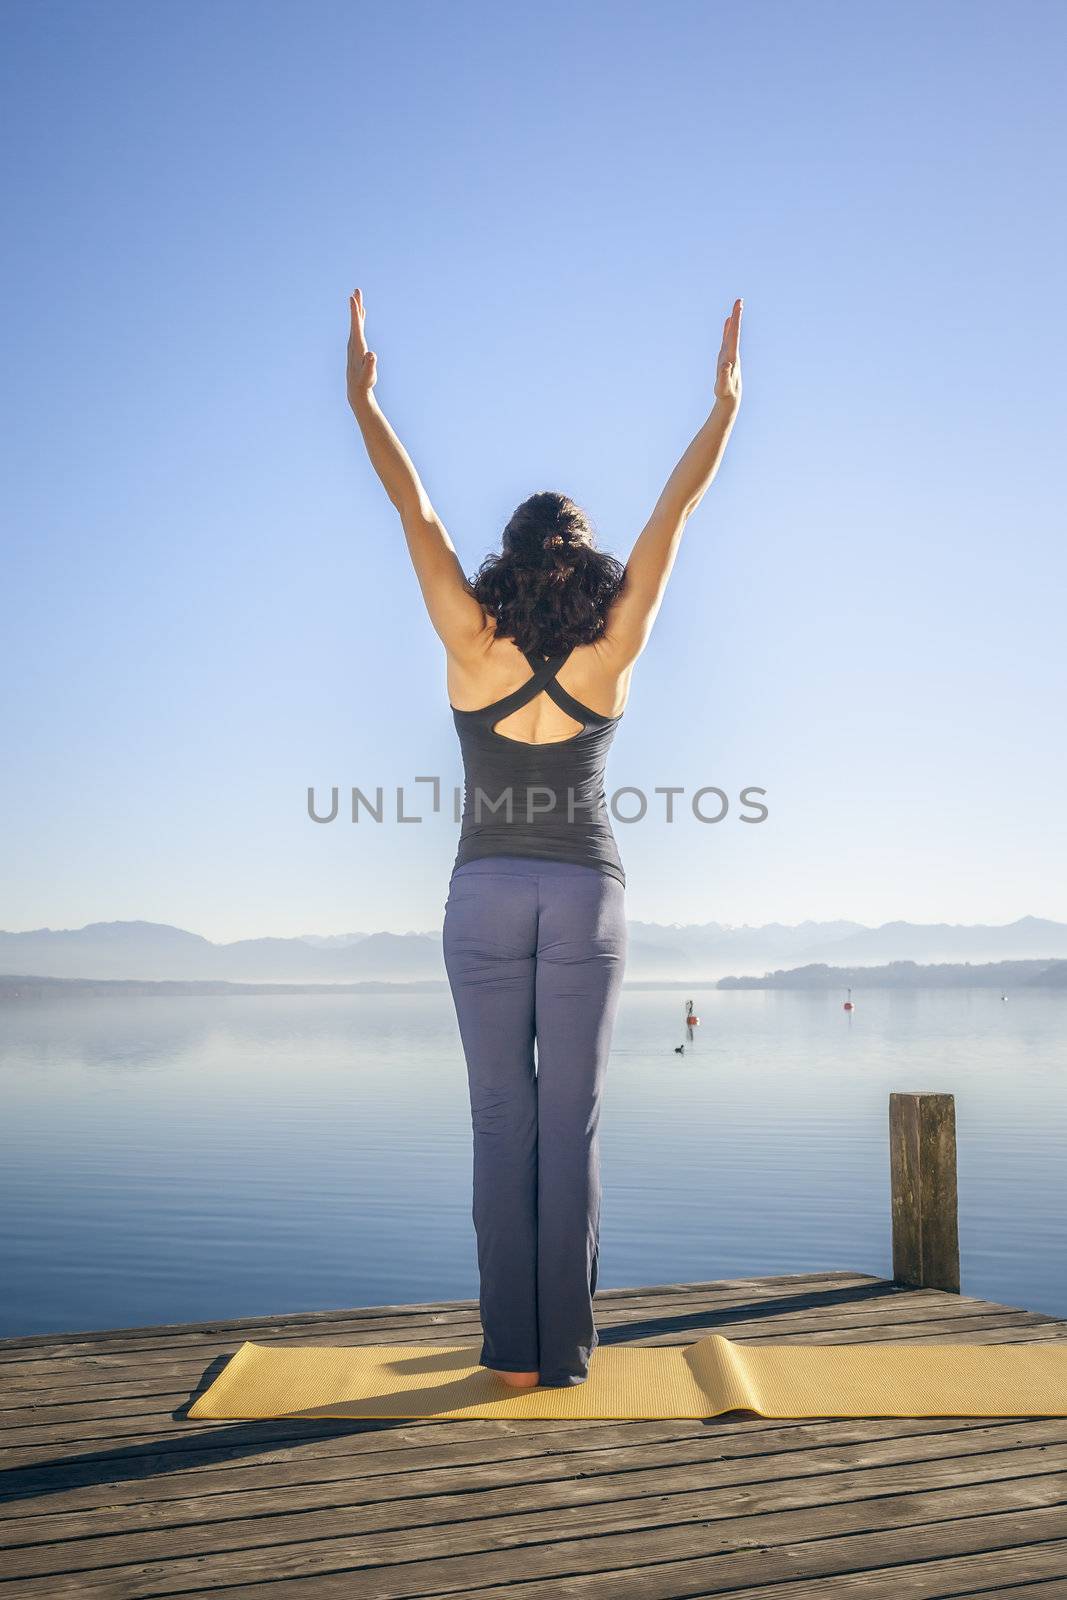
[
  {"left": 560, "top": 639, "right": 634, "bottom": 720},
  {"left": 445, "top": 628, "right": 525, "bottom": 711}
]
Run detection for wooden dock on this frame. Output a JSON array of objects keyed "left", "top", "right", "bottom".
[{"left": 2, "top": 1269, "right": 1067, "bottom": 1598}]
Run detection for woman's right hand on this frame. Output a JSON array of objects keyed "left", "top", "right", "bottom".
[
  {"left": 713, "top": 297, "right": 743, "bottom": 408},
  {"left": 347, "top": 288, "right": 378, "bottom": 410}
]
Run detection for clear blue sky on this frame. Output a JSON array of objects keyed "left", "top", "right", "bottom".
[{"left": 2, "top": 0, "right": 1064, "bottom": 941}]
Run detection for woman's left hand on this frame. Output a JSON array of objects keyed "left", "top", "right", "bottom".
[
  {"left": 714, "top": 298, "right": 743, "bottom": 407},
  {"left": 347, "top": 288, "right": 378, "bottom": 410}
]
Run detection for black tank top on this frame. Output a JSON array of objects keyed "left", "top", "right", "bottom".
[{"left": 451, "top": 647, "right": 625, "bottom": 887}]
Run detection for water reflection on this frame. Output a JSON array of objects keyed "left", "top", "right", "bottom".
[{"left": 1, "top": 987, "right": 1064, "bottom": 1336}]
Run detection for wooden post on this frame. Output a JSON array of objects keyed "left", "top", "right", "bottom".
[{"left": 889, "top": 1092, "right": 961, "bottom": 1293}]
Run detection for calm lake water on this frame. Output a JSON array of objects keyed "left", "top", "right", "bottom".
[{"left": 1, "top": 987, "right": 1064, "bottom": 1338}]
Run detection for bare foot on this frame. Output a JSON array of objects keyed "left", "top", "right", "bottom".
[{"left": 498, "top": 1369, "right": 540, "bottom": 1388}]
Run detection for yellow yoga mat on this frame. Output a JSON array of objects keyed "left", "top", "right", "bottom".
[{"left": 187, "top": 1333, "right": 1067, "bottom": 1421}]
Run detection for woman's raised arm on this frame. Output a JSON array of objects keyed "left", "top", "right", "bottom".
[
  {"left": 346, "top": 289, "right": 488, "bottom": 652},
  {"left": 600, "top": 297, "right": 743, "bottom": 666}
]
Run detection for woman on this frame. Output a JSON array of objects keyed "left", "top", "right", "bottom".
[{"left": 347, "top": 287, "right": 742, "bottom": 1388}]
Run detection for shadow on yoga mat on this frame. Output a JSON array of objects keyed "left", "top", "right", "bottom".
[{"left": 187, "top": 1333, "right": 1067, "bottom": 1421}]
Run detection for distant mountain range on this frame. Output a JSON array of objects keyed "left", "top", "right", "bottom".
[
  {"left": 1, "top": 915, "right": 1066, "bottom": 985},
  {"left": 3, "top": 957, "right": 1065, "bottom": 1002}
]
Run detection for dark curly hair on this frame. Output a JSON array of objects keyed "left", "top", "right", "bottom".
[{"left": 469, "top": 491, "right": 625, "bottom": 657}]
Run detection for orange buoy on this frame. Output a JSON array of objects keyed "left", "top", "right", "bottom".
[
  {"left": 685, "top": 999, "right": 701, "bottom": 1027},
  {"left": 843, "top": 987, "right": 855, "bottom": 1013}
]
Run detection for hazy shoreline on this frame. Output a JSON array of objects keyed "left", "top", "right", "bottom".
[{"left": 3, "top": 957, "right": 1066, "bottom": 1000}]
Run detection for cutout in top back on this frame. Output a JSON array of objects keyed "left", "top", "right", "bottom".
[{"left": 491, "top": 693, "right": 586, "bottom": 745}]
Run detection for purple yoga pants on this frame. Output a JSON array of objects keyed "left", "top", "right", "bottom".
[{"left": 442, "top": 855, "right": 628, "bottom": 1385}]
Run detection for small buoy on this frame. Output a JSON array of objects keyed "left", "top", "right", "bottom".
[
  {"left": 843, "top": 987, "right": 855, "bottom": 1013},
  {"left": 685, "top": 999, "right": 701, "bottom": 1027}
]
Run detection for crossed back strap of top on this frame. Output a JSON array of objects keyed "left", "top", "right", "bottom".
[{"left": 467, "top": 647, "right": 618, "bottom": 729}]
